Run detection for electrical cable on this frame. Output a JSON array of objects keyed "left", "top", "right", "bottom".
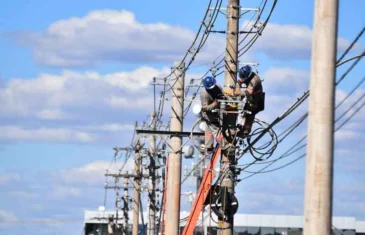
[
  {"left": 155, "top": 0, "right": 216, "bottom": 81},
  {"left": 336, "top": 26, "right": 365, "bottom": 64},
  {"left": 239, "top": 87, "right": 365, "bottom": 179},
  {"left": 182, "top": 0, "right": 276, "bottom": 118}
]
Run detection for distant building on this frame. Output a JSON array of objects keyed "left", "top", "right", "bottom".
[
  {"left": 84, "top": 210, "right": 365, "bottom": 235},
  {"left": 84, "top": 210, "right": 145, "bottom": 235}
]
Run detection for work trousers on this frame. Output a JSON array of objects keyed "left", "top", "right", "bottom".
[
  {"left": 242, "top": 102, "right": 260, "bottom": 134},
  {"left": 243, "top": 113, "right": 255, "bottom": 133},
  {"left": 205, "top": 122, "right": 219, "bottom": 153}
]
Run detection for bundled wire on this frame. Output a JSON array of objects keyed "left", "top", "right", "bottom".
[
  {"left": 239, "top": 74, "right": 365, "bottom": 180},
  {"left": 245, "top": 119, "right": 278, "bottom": 161}
]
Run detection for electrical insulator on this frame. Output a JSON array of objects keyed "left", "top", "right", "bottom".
[
  {"left": 192, "top": 103, "right": 202, "bottom": 116},
  {"left": 148, "top": 177, "right": 153, "bottom": 190},
  {"left": 199, "top": 121, "right": 207, "bottom": 132},
  {"left": 183, "top": 145, "right": 195, "bottom": 159}
]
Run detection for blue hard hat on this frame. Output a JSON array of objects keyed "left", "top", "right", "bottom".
[
  {"left": 238, "top": 65, "right": 253, "bottom": 83},
  {"left": 202, "top": 76, "right": 216, "bottom": 89}
]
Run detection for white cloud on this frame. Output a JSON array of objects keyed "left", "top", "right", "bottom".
[
  {"left": 36, "top": 109, "right": 66, "bottom": 120},
  {"left": 253, "top": 22, "right": 358, "bottom": 60},
  {"left": 335, "top": 89, "right": 365, "bottom": 130},
  {"left": 0, "top": 67, "right": 168, "bottom": 120},
  {"left": 59, "top": 160, "right": 134, "bottom": 185},
  {"left": 10, "top": 10, "right": 359, "bottom": 68},
  {"left": 335, "top": 129, "right": 359, "bottom": 141},
  {"left": 8, "top": 191, "right": 39, "bottom": 199},
  {"left": 29, "top": 204, "right": 44, "bottom": 212},
  {"left": 254, "top": 67, "right": 310, "bottom": 122},
  {"left": 48, "top": 187, "right": 82, "bottom": 199},
  {"left": 29, "top": 218, "right": 64, "bottom": 228},
  {"left": 0, "top": 126, "right": 96, "bottom": 143},
  {"left": 10, "top": 10, "right": 223, "bottom": 67},
  {"left": 0, "top": 210, "right": 18, "bottom": 226},
  {"left": 78, "top": 123, "right": 135, "bottom": 132},
  {"left": 0, "top": 173, "right": 20, "bottom": 185},
  {"left": 0, "top": 65, "right": 172, "bottom": 144},
  {"left": 262, "top": 67, "right": 309, "bottom": 93}
]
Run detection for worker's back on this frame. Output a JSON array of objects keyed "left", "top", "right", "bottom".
[{"left": 200, "top": 85, "right": 224, "bottom": 124}]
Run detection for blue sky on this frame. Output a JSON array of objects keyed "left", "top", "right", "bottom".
[{"left": 1, "top": 0, "right": 365, "bottom": 234}]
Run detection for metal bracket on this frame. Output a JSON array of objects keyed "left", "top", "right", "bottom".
[
  {"left": 209, "top": 7, "right": 259, "bottom": 11},
  {"left": 238, "top": 62, "right": 260, "bottom": 66},
  {"left": 136, "top": 129, "right": 204, "bottom": 137}
]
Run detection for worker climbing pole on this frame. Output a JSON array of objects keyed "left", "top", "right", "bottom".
[
  {"left": 219, "top": 0, "right": 240, "bottom": 234},
  {"left": 183, "top": 1, "right": 268, "bottom": 234}
]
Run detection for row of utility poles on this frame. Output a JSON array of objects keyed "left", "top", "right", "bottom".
[
  {"left": 103, "top": 63, "right": 186, "bottom": 235},
  {"left": 104, "top": 129, "right": 160, "bottom": 235},
  {"left": 103, "top": 0, "right": 339, "bottom": 234}
]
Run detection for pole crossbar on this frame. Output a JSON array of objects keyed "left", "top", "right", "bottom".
[{"left": 136, "top": 129, "right": 204, "bottom": 137}]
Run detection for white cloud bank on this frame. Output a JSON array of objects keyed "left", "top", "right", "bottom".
[
  {"left": 252, "top": 22, "right": 357, "bottom": 60},
  {"left": 0, "top": 67, "right": 169, "bottom": 120},
  {"left": 0, "top": 126, "right": 96, "bottom": 143},
  {"left": 10, "top": 10, "right": 223, "bottom": 67},
  {"left": 0, "top": 173, "right": 20, "bottom": 186},
  {"left": 8, "top": 10, "right": 358, "bottom": 68},
  {"left": 59, "top": 160, "right": 134, "bottom": 185}
]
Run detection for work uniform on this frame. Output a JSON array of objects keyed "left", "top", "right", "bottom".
[
  {"left": 200, "top": 85, "right": 224, "bottom": 153},
  {"left": 236, "top": 73, "right": 264, "bottom": 134}
]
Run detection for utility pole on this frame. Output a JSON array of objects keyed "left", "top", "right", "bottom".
[
  {"left": 197, "top": 132, "right": 205, "bottom": 191},
  {"left": 148, "top": 112, "right": 157, "bottom": 235},
  {"left": 224, "top": 0, "right": 240, "bottom": 87},
  {"left": 133, "top": 140, "right": 142, "bottom": 235},
  {"left": 303, "top": 0, "right": 338, "bottom": 235},
  {"left": 197, "top": 132, "right": 205, "bottom": 235},
  {"left": 219, "top": 0, "right": 240, "bottom": 234},
  {"left": 114, "top": 176, "right": 120, "bottom": 235},
  {"left": 106, "top": 170, "right": 142, "bottom": 235},
  {"left": 165, "top": 62, "right": 185, "bottom": 234},
  {"left": 123, "top": 174, "right": 129, "bottom": 234}
]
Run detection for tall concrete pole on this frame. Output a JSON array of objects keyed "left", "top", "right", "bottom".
[
  {"left": 197, "top": 138, "right": 205, "bottom": 235},
  {"left": 123, "top": 175, "right": 129, "bottom": 235},
  {"left": 224, "top": 0, "right": 240, "bottom": 88},
  {"left": 132, "top": 141, "right": 142, "bottom": 235},
  {"left": 148, "top": 112, "right": 157, "bottom": 235},
  {"left": 303, "top": 0, "right": 338, "bottom": 235},
  {"left": 220, "top": 1, "right": 240, "bottom": 234},
  {"left": 165, "top": 62, "right": 185, "bottom": 234}
]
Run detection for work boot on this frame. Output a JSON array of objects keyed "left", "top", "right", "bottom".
[
  {"left": 243, "top": 128, "right": 250, "bottom": 136},
  {"left": 237, "top": 125, "right": 247, "bottom": 138},
  {"left": 206, "top": 147, "right": 214, "bottom": 155}
]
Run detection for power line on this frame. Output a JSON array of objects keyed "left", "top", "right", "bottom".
[
  {"left": 336, "top": 26, "right": 365, "bottom": 64},
  {"left": 182, "top": 0, "right": 278, "bottom": 118},
  {"left": 239, "top": 84, "right": 365, "bottom": 179}
]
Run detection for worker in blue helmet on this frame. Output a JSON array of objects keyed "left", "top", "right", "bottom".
[
  {"left": 234, "top": 65, "right": 265, "bottom": 136},
  {"left": 200, "top": 76, "right": 225, "bottom": 154}
]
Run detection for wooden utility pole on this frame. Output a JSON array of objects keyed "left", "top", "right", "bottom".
[
  {"left": 303, "top": 0, "right": 338, "bottom": 234},
  {"left": 132, "top": 140, "right": 142, "bottom": 235},
  {"left": 220, "top": 0, "right": 240, "bottom": 234},
  {"left": 148, "top": 112, "right": 157, "bottom": 235},
  {"left": 165, "top": 62, "right": 185, "bottom": 234}
]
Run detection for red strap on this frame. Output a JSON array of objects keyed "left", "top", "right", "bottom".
[{"left": 216, "top": 134, "right": 223, "bottom": 142}]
